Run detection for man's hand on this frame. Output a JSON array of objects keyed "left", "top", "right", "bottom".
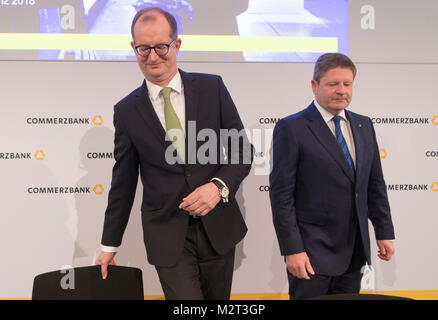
[
  {"left": 377, "top": 240, "right": 395, "bottom": 261},
  {"left": 95, "top": 251, "right": 117, "bottom": 279},
  {"left": 179, "top": 182, "right": 220, "bottom": 216},
  {"left": 286, "top": 252, "right": 315, "bottom": 280}
]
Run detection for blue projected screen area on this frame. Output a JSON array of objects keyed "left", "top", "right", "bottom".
[{"left": 0, "top": 0, "right": 348, "bottom": 62}]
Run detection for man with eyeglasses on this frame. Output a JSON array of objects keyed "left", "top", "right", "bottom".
[{"left": 95, "top": 7, "right": 252, "bottom": 300}]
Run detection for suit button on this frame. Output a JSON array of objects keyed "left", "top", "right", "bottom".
[{"left": 186, "top": 171, "right": 191, "bottom": 177}]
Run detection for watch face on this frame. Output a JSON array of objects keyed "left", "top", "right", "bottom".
[{"left": 221, "top": 187, "right": 229, "bottom": 198}]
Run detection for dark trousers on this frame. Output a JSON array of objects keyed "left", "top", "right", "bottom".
[
  {"left": 288, "top": 229, "right": 366, "bottom": 300},
  {"left": 155, "top": 217, "right": 235, "bottom": 300}
]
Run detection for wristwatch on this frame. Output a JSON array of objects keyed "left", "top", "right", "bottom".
[{"left": 212, "top": 180, "right": 229, "bottom": 203}]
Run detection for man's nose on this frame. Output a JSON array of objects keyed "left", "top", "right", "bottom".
[
  {"left": 147, "top": 48, "right": 160, "bottom": 61},
  {"left": 336, "top": 85, "right": 347, "bottom": 94}
]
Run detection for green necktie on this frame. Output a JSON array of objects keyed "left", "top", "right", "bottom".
[{"left": 161, "top": 87, "right": 185, "bottom": 163}]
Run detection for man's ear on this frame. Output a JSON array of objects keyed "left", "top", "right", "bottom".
[
  {"left": 311, "top": 79, "right": 318, "bottom": 94},
  {"left": 174, "top": 38, "right": 182, "bottom": 52}
]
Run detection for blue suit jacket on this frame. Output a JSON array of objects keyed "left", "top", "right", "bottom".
[{"left": 269, "top": 103, "right": 395, "bottom": 276}]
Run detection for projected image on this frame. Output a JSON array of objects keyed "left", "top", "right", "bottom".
[
  {"left": 0, "top": 0, "right": 348, "bottom": 62},
  {"left": 237, "top": 0, "right": 348, "bottom": 62}
]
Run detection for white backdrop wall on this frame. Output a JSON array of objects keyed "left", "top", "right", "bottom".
[
  {"left": 1, "top": 0, "right": 438, "bottom": 298},
  {"left": 1, "top": 61, "right": 437, "bottom": 298}
]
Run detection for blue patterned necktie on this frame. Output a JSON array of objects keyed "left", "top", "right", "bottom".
[{"left": 332, "top": 115, "right": 354, "bottom": 170}]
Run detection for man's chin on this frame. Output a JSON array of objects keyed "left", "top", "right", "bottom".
[
  {"left": 146, "top": 67, "right": 164, "bottom": 75},
  {"left": 143, "top": 70, "right": 164, "bottom": 80},
  {"left": 330, "top": 102, "right": 349, "bottom": 110}
]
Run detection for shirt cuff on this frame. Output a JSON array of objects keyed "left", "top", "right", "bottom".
[
  {"left": 210, "top": 177, "right": 228, "bottom": 189},
  {"left": 101, "top": 245, "right": 118, "bottom": 253}
]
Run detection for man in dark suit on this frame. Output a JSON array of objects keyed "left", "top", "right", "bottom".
[
  {"left": 269, "top": 53, "right": 395, "bottom": 300},
  {"left": 95, "top": 7, "right": 252, "bottom": 300}
]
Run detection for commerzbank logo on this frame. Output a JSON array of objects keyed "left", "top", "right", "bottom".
[
  {"left": 258, "top": 117, "right": 282, "bottom": 125},
  {"left": 27, "top": 184, "right": 105, "bottom": 195},
  {"left": 372, "top": 115, "right": 438, "bottom": 126},
  {"left": 254, "top": 149, "right": 271, "bottom": 161},
  {"left": 92, "top": 115, "right": 103, "bottom": 126},
  {"left": 26, "top": 115, "right": 104, "bottom": 126},
  {"left": 379, "top": 149, "right": 387, "bottom": 159},
  {"left": 93, "top": 184, "right": 104, "bottom": 195},
  {"left": 387, "top": 182, "right": 438, "bottom": 192},
  {"left": 0, "top": 150, "right": 45, "bottom": 160},
  {"left": 34, "top": 150, "right": 45, "bottom": 160}
]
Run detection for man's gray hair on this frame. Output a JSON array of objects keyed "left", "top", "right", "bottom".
[{"left": 313, "top": 53, "right": 357, "bottom": 83}]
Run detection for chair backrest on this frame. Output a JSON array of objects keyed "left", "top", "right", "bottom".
[
  {"left": 307, "top": 293, "right": 413, "bottom": 300},
  {"left": 32, "top": 265, "right": 144, "bottom": 300}
]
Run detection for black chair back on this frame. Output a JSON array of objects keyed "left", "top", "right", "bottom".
[{"left": 32, "top": 265, "right": 144, "bottom": 300}]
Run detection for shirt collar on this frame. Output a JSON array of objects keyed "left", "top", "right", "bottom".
[
  {"left": 313, "top": 99, "right": 348, "bottom": 124},
  {"left": 145, "top": 71, "right": 183, "bottom": 101}
]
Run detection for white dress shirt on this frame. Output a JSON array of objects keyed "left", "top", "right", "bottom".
[{"left": 313, "top": 100, "right": 356, "bottom": 167}]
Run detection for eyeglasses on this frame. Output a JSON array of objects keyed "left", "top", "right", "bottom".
[{"left": 134, "top": 39, "right": 176, "bottom": 57}]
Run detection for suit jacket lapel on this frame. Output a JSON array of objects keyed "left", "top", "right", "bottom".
[
  {"left": 305, "top": 103, "right": 355, "bottom": 183},
  {"left": 133, "top": 80, "right": 167, "bottom": 145},
  {"left": 346, "top": 110, "right": 365, "bottom": 179},
  {"left": 179, "top": 69, "right": 199, "bottom": 134},
  {"left": 180, "top": 69, "right": 199, "bottom": 165}
]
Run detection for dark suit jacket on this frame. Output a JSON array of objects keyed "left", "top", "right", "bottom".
[
  {"left": 269, "top": 103, "right": 395, "bottom": 276},
  {"left": 101, "top": 69, "right": 252, "bottom": 267}
]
